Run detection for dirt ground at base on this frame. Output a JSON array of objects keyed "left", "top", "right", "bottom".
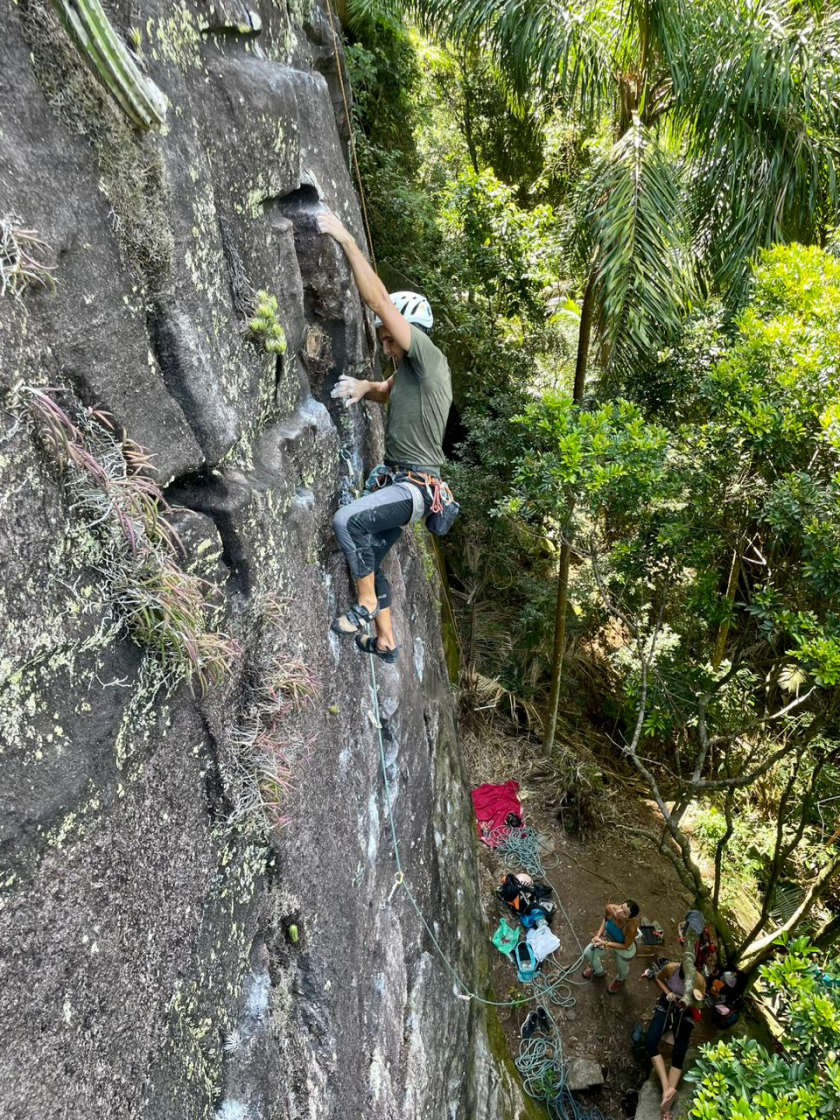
[{"left": 463, "top": 726, "right": 720, "bottom": 1118}]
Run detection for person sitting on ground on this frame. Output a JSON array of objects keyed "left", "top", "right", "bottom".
[
  {"left": 709, "top": 966, "right": 746, "bottom": 1028},
  {"left": 316, "top": 210, "right": 452, "bottom": 664},
  {"left": 581, "top": 898, "right": 640, "bottom": 993},
  {"left": 645, "top": 961, "right": 706, "bottom": 1119}
]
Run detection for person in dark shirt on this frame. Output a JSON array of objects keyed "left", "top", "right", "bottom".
[{"left": 317, "top": 211, "right": 452, "bottom": 664}]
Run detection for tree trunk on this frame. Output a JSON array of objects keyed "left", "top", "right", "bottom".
[
  {"left": 712, "top": 550, "right": 740, "bottom": 670},
  {"left": 681, "top": 928, "right": 701, "bottom": 1008},
  {"left": 813, "top": 911, "right": 840, "bottom": 951},
  {"left": 573, "top": 272, "right": 596, "bottom": 401},
  {"left": 542, "top": 272, "right": 596, "bottom": 755},
  {"left": 738, "top": 849, "right": 840, "bottom": 974},
  {"left": 460, "top": 73, "right": 480, "bottom": 175},
  {"left": 542, "top": 537, "right": 572, "bottom": 756}
]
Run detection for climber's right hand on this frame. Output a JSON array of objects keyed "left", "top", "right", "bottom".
[{"left": 331, "top": 375, "right": 368, "bottom": 406}]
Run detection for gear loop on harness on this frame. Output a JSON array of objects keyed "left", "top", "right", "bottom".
[{"left": 400, "top": 468, "right": 453, "bottom": 515}]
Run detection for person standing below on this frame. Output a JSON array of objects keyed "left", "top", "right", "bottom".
[
  {"left": 645, "top": 961, "right": 706, "bottom": 1118},
  {"left": 316, "top": 210, "right": 452, "bottom": 664},
  {"left": 581, "top": 898, "right": 640, "bottom": 993}
]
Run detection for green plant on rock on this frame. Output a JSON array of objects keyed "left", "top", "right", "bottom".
[
  {"left": 20, "top": 386, "right": 238, "bottom": 692},
  {"left": 51, "top": 0, "right": 166, "bottom": 128},
  {"left": 247, "top": 291, "right": 287, "bottom": 355}
]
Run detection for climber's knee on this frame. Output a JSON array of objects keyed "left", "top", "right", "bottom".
[{"left": 333, "top": 504, "right": 353, "bottom": 544}]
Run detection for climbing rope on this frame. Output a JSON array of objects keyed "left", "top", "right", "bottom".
[
  {"left": 323, "top": 0, "right": 378, "bottom": 274},
  {"left": 366, "top": 655, "right": 616, "bottom": 1119},
  {"left": 320, "top": 12, "right": 614, "bottom": 1112}
]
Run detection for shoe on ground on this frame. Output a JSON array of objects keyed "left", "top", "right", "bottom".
[
  {"left": 607, "top": 978, "right": 625, "bottom": 994},
  {"left": 521, "top": 1011, "right": 539, "bottom": 1040},
  {"left": 536, "top": 1006, "right": 551, "bottom": 1032}
]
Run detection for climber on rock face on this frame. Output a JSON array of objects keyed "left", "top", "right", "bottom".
[{"left": 316, "top": 210, "right": 453, "bottom": 664}]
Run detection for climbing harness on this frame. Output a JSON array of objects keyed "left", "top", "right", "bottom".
[
  {"left": 399, "top": 469, "right": 460, "bottom": 536},
  {"left": 366, "top": 653, "right": 616, "bottom": 1119},
  {"left": 360, "top": 463, "right": 460, "bottom": 534}
]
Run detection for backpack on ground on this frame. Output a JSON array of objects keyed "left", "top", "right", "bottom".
[{"left": 496, "top": 873, "right": 535, "bottom": 916}]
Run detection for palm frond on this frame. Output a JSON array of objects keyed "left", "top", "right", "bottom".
[
  {"left": 572, "top": 116, "right": 695, "bottom": 375},
  {"left": 406, "top": 0, "right": 611, "bottom": 107},
  {"left": 678, "top": 1, "right": 840, "bottom": 292},
  {"left": 344, "top": 0, "right": 404, "bottom": 29}
]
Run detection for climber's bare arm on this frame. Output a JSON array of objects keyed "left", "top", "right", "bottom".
[
  {"left": 331, "top": 374, "right": 393, "bottom": 407},
  {"left": 317, "top": 211, "right": 411, "bottom": 352},
  {"left": 362, "top": 375, "right": 393, "bottom": 403}
]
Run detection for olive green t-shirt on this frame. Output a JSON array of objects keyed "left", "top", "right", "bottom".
[{"left": 384, "top": 325, "right": 452, "bottom": 476}]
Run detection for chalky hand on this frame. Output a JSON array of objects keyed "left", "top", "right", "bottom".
[{"left": 332, "top": 375, "right": 366, "bottom": 406}]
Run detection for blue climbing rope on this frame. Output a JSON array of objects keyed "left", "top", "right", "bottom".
[{"left": 366, "top": 654, "right": 617, "bottom": 1120}]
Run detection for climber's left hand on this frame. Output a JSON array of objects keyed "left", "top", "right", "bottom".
[{"left": 317, "top": 211, "right": 354, "bottom": 248}]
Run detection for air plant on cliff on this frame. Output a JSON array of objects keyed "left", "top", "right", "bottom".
[
  {"left": 246, "top": 290, "right": 287, "bottom": 355},
  {"left": 0, "top": 215, "right": 57, "bottom": 298},
  {"left": 223, "top": 642, "right": 319, "bottom": 833},
  {"left": 20, "top": 385, "right": 239, "bottom": 692},
  {"left": 259, "top": 655, "right": 319, "bottom": 713}
]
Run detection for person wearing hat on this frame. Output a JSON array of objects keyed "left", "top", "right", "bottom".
[
  {"left": 645, "top": 962, "right": 707, "bottom": 1118},
  {"left": 316, "top": 211, "right": 452, "bottom": 664}
]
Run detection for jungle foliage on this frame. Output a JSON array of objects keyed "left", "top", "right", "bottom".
[
  {"left": 342, "top": 0, "right": 840, "bottom": 1058},
  {"left": 687, "top": 938, "right": 840, "bottom": 1120}
]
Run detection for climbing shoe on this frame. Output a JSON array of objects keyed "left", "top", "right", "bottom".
[
  {"left": 355, "top": 632, "right": 399, "bottom": 663},
  {"left": 331, "top": 602, "right": 379, "bottom": 636},
  {"left": 536, "top": 1006, "right": 551, "bottom": 1033},
  {"left": 582, "top": 967, "right": 605, "bottom": 980},
  {"left": 521, "top": 1011, "right": 539, "bottom": 1041},
  {"left": 607, "top": 978, "right": 625, "bottom": 994}
]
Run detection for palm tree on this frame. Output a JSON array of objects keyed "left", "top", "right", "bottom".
[{"left": 377, "top": 0, "right": 840, "bottom": 753}]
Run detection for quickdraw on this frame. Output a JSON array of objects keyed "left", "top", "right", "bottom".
[{"left": 404, "top": 469, "right": 454, "bottom": 514}]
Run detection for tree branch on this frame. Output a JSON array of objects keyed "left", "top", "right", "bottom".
[
  {"left": 813, "top": 911, "right": 840, "bottom": 952},
  {"left": 739, "top": 848, "right": 840, "bottom": 969},
  {"left": 713, "top": 779, "right": 736, "bottom": 914},
  {"left": 616, "top": 824, "right": 697, "bottom": 895},
  {"left": 692, "top": 718, "right": 824, "bottom": 791}
]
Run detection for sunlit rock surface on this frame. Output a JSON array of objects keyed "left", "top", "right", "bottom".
[{"left": 0, "top": 2, "right": 538, "bottom": 1117}]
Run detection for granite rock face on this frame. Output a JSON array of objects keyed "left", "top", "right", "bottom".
[{"left": 0, "top": 3, "right": 537, "bottom": 1118}]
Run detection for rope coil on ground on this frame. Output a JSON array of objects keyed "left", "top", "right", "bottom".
[{"left": 367, "top": 655, "right": 616, "bottom": 1119}]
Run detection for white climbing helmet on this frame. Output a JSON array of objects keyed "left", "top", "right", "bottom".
[{"left": 374, "top": 291, "right": 434, "bottom": 331}]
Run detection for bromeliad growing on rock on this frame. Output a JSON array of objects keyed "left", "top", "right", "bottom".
[
  {"left": 0, "top": 215, "right": 57, "bottom": 298},
  {"left": 247, "top": 290, "right": 287, "bottom": 355},
  {"left": 19, "top": 386, "right": 239, "bottom": 691}
]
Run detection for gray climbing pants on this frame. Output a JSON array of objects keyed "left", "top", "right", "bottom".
[{"left": 332, "top": 482, "right": 427, "bottom": 610}]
